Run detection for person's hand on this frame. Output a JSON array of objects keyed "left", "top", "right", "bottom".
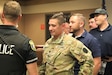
[
  {"left": 103, "top": 56, "right": 112, "bottom": 62},
  {"left": 35, "top": 45, "right": 44, "bottom": 49}
]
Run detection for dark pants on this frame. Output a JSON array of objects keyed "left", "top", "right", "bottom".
[
  {"left": 74, "top": 61, "right": 80, "bottom": 75},
  {"left": 98, "top": 62, "right": 112, "bottom": 75},
  {"left": 104, "top": 62, "right": 112, "bottom": 75}
]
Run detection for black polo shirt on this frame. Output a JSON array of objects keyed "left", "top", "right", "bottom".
[
  {"left": 0, "top": 25, "right": 38, "bottom": 75},
  {"left": 76, "top": 30, "right": 101, "bottom": 57},
  {"left": 90, "top": 24, "right": 112, "bottom": 58}
]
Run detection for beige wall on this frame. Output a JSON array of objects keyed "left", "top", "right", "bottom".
[
  {"left": 0, "top": 0, "right": 102, "bottom": 45},
  {"left": 1, "top": 0, "right": 108, "bottom": 45},
  {"left": 23, "top": 9, "right": 95, "bottom": 45},
  {"left": 106, "top": 0, "right": 112, "bottom": 24},
  {"left": 22, "top": 0, "right": 101, "bottom": 45},
  {"left": 24, "top": 14, "right": 45, "bottom": 45},
  {"left": 0, "top": 0, "right": 9, "bottom": 24},
  {"left": 22, "top": 0, "right": 101, "bottom": 14}
]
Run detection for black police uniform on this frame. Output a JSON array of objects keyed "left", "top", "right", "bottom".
[{"left": 0, "top": 25, "right": 38, "bottom": 75}]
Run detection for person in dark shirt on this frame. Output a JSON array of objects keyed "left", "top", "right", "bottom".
[
  {"left": 88, "top": 17, "right": 98, "bottom": 30},
  {"left": 88, "top": 13, "right": 98, "bottom": 30},
  {"left": 0, "top": 1, "right": 39, "bottom": 75},
  {"left": 69, "top": 13, "right": 101, "bottom": 75},
  {"left": 90, "top": 8, "right": 112, "bottom": 75}
]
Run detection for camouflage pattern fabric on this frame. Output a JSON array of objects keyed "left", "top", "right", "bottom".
[{"left": 39, "top": 33, "right": 94, "bottom": 75}]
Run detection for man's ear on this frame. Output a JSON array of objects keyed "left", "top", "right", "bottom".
[
  {"left": 80, "top": 21, "right": 84, "bottom": 27},
  {"left": 62, "top": 23, "right": 66, "bottom": 27},
  {"left": 0, "top": 12, "right": 2, "bottom": 18},
  {"left": 1, "top": 13, "right": 5, "bottom": 23},
  {"left": 18, "top": 14, "right": 22, "bottom": 21},
  {"left": 1, "top": 13, "right": 5, "bottom": 18}
]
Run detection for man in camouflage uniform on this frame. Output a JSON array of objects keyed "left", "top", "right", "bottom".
[{"left": 39, "top": 12, "right": 94, "bottom": 75}]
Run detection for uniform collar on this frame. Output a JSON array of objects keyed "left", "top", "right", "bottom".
[
  {"left": 0, "top": 25, "right": 17, "bottom": 30},
  {"left": 48, "top": 32, "right": 66, "bottom": 44},
  {"left": 0, "top": 25, "right": 19, "bottom": 34}
]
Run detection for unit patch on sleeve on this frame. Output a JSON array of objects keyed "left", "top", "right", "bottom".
[
  {"left": 83, "top": 48, "right": 88, "bottom": 53},
  {"left": 29, "top": 40, "right": 36, "bottom": 51}
]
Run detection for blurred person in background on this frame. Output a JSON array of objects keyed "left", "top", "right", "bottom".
[{"left": 88, "top": 17, "right": 98, "bottom": 30}]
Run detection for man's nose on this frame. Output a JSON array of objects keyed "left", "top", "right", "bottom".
[{"left": 49, "top": 26, "right": 53, "bottom": 31}]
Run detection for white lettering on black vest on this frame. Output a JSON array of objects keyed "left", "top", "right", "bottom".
[{"left": 0, "top": 44, "right": 15, "bottom": 55}]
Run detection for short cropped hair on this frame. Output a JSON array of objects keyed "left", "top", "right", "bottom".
[
  {"left": 50, "top": 12, "right": 66, "bottom": 25},
  {"left": 3, "top": 1, "right": 22, "bottom": 21},
  {"left": 71, "top": 13, "right": 86, "bottom": 26}
]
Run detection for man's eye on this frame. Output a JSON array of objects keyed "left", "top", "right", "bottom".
[
  {"left": 49, "top": 24, "right": 56, "bottom": 27},
  {"left": 71, "top": 22, "right": 75, "bottom": 24}
]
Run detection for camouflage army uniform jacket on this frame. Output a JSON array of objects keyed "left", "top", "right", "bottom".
[{"left": 40, "top": 33, "right": 94, "bottom": 75}]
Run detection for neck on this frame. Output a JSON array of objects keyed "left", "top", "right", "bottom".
[
  {"left": 2, "top": 19, "right": 17, "bottom": 27},
  {"left": 53, "top": 36, "right": 58, "bottom": 40},
  {"left": 74, "top": 29, "right": 84, "bottom": 37},
  {"left": 99, "top": 21, "right": 109, "bottom": 31},
  {"left": 53, "top": 32, "right": 63, "bottom": 40}
]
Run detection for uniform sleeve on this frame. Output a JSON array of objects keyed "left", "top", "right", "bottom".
[
  {"left": 24, "top": 40, "right": 38, "bottom": 64},
  {"left": 70, "top": 40, "right": 94, "bottom": 75}
]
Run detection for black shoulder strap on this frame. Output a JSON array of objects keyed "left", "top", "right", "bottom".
[{"left": 0, "top": 35, "right": 25, "bottom": 63}]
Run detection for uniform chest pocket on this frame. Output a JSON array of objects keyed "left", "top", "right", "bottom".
[{"left": 57, "top": 46, "right": 72, "bottom": 60}]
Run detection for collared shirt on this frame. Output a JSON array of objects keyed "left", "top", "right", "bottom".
[
  {"left": 40, "top": 33, "right": 94, "bottom": 75},
  {"left": 73, "top": 30, "right": 101, "bottom": 75},
  {"left": 90, "top": 24, "right": 112, "bottom": 57},
  {"left": 76, "top": 30, "right": 101, "bottom": 58},
  {"left": 0, "top": 25, "right": 37, "bottom": 75},
  {"left": 89, "top": 24, "right": 112, "bottom": 75}
]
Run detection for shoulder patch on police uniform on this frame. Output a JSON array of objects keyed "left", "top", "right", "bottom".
[
  {"left": 83, "top": 48, "right": 88, "bottom": 53},
  {"left": 29, "top": 40, "right": 36, "bottom": 51}
]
